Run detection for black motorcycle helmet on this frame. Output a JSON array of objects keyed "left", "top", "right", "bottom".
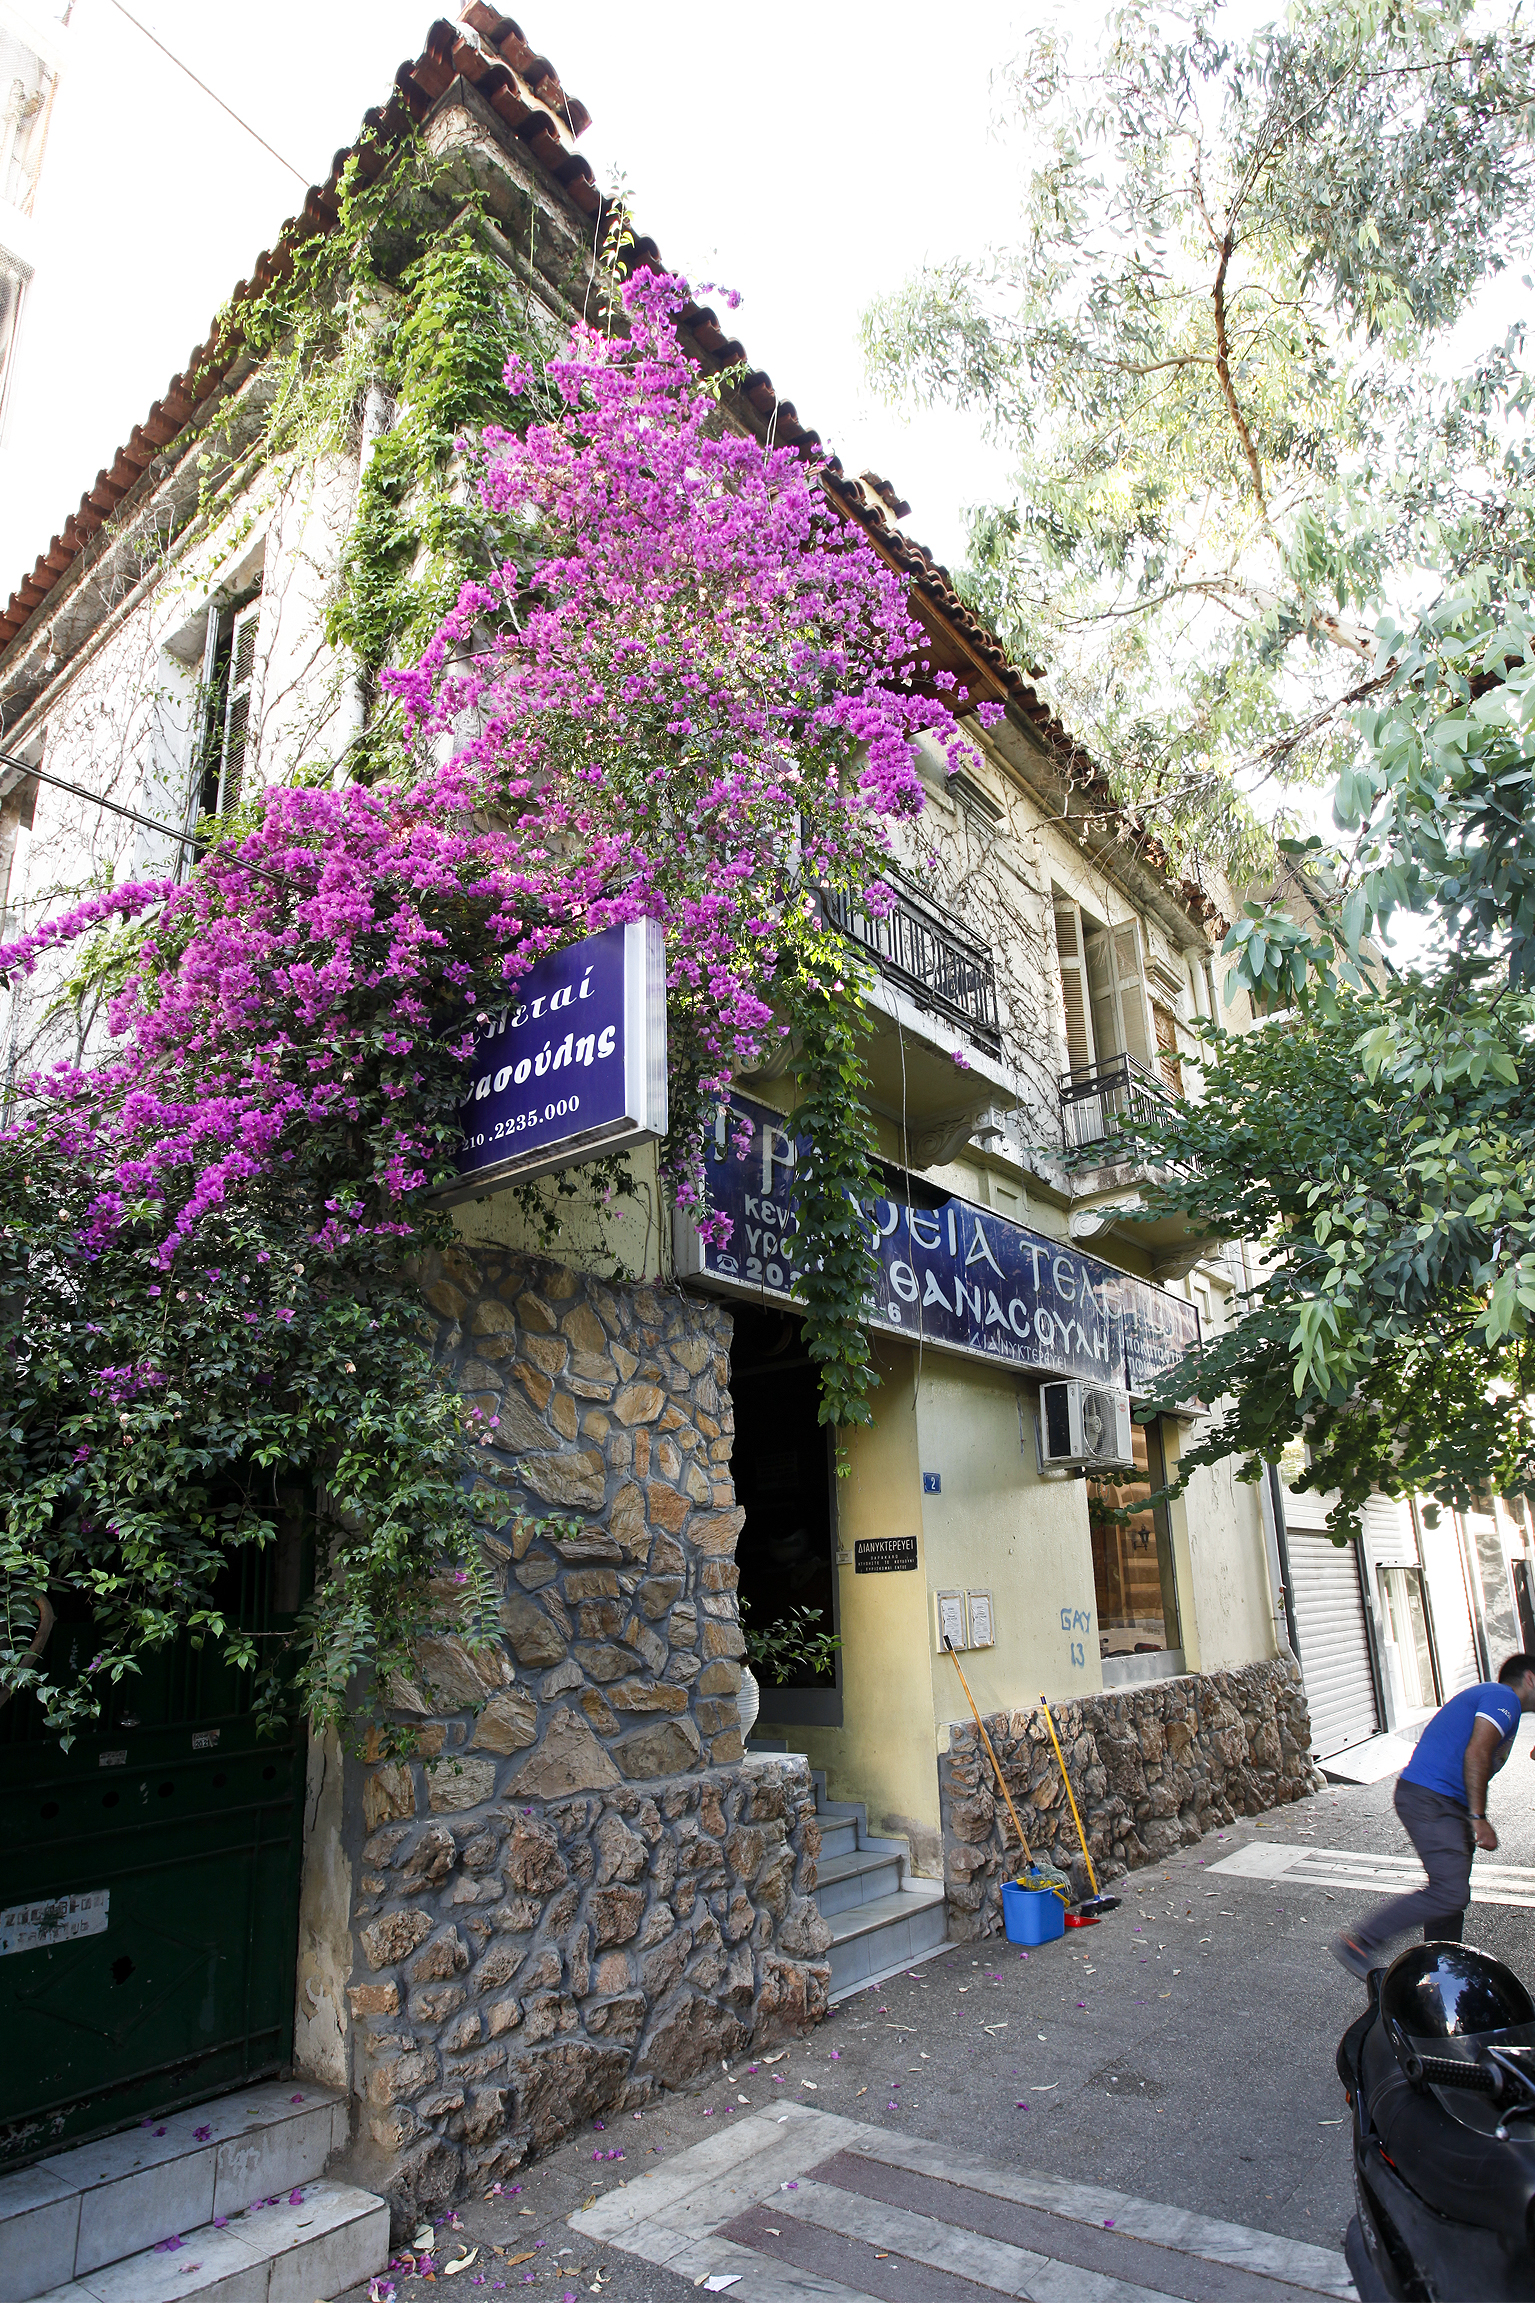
[{"left": 1380, "top": 1943, "right": 1535, "bottom": 2041}]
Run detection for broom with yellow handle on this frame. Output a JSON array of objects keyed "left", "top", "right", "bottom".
[
  {"left": 943, "top": 1640, "right": 1070, "bottom": 1906},
  {"left": 1037, "top": 1692, "right": 1121, "bottom": 1919}
]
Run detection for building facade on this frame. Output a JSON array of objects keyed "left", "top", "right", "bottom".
[
  {"left": 1275, "top": 1457, "right": 1535, "bottom": 1767},
  {"left": 0, "top": 0, "right": 62, "bottom": 444},
  {"left": 0, "top": 7, "right": 1314, "bottom": 2228}
]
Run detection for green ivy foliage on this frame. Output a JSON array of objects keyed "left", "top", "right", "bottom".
[{"left": 781, "top": 942, "right": 883, "bottom": 1441}]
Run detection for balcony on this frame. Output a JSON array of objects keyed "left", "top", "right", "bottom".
[
  {"left": 822, "top": 879, "right": 1001, "bottom": 1054},
  {"left": 1059, "top": 1052, "right": 1172, "bottom": 1154}
]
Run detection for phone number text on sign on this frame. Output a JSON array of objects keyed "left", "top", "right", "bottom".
[{"left": 462, "top": 1093, "right": 581, "bottom": 1152}]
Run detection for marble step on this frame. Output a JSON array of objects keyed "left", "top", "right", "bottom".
[
  {"left": 34, "top": 2178, "right": 388, "bottom": 2303},
  {"left": 815, "top": 1815, "right": 859, "bottom": 1863},
  {"left": 0, "top": 2082, "right": 349, "bottom": 2303},
  {"left": 826, "top": 1883, "right": 949, "bottom": 2000},
  {"left": 813, "top": 1847, "right": 904, "bottom": 1914}
]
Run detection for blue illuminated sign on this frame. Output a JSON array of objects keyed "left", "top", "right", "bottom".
[
  {"left": 674, "top": 1091, "right": 1199, "bottom": 1396},
  {"left": 438, "top": 920, "right": 668, "bottom": 1200}
]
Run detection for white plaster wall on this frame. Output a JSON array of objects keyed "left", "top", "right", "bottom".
[{"left": 0, "top": 461, "right": 355, "bottom": 1090}]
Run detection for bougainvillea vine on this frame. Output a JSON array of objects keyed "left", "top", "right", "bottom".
[{"left": 0, "top": 267, "right": 997, "bottom": 1741}]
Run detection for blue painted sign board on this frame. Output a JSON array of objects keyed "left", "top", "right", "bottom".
[
  {"left": 438, "top": 919, "right": 668, "bottom": 1200},
  {"left": 674, "top": 1091, "right": 1199, "bottom": 1397}
]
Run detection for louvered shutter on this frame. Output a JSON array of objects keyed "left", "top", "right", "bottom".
[
  {"left": 1153, "top": 1002, "right": 1183, "bottom": 1096},
  {"left": 216, "top": 600, "right": 260, "bottom": 816},
  {"left": 1111, "top": 919, "right": 1153, "bottom": 1067},
  {"left": 1084, "top": 925, "right": 1120, "bottom": 1062},
  {"left": 1053, "top": 898, "right": 1093, "bottom": 1074},
  {"left": 1287, "top": 1533, "right": 1381, "bottom": 1758}
]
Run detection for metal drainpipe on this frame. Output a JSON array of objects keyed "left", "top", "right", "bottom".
[{"left": 341, "top": 379, "right": 395, "bottom": 760}]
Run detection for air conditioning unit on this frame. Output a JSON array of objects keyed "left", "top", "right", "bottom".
[{"left": 1039, "top": 1380, "right": 1135, "bottom": 1469}]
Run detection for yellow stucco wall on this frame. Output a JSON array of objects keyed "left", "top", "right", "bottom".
[
  {"left": 792, "top": 1337, "right": 941, "bottom": 1865},
  {"left": 1171, "top": 1438, "right": 1278, "bottom": 1672},
  {"left": 912, "top": 1356, "right": 1104, "bottom": 1740},
  {"left": 786, "top": 1348, "right": 1114, "bottom": 1877}
]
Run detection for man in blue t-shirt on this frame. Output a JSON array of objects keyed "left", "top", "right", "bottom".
[{"left": 1332, "top": 1652, "right": 1535, "bottom": 1980}]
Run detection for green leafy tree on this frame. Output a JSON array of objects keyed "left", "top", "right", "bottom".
[
  {"left": 864, "top": 0, "right": 1535, "bottom": 868},
  {"left": 866, "top": 0, "right": 1535, "bottom": 1521}
]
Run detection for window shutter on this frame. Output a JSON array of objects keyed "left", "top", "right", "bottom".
[
  {"left": 1152, "top": 1001, "right": 1184, "bottom": 1096},
  {"left": 216, "top": 600, "right": 261, "bottom": 816},
  {"left": 1053, "top": 898, "right": 1093, "bottom": 1074},
  {"left": 1084, "top": 925, "right": 1120, "bottom": 1062},
  {"left": 1110, "top": 919, "right": 1153, "bottom": 1067}
]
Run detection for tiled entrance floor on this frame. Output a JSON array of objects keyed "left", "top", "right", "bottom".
[{"left": 571, "top": 2103, "right": 1355, "bottom": 2303}]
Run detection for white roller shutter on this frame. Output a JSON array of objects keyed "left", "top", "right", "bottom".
[{"left": 1287, "top": 1532, "right": 1381, "bottom": 1759}]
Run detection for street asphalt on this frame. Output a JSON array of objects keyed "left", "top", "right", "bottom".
[{"left": 342, "top": 1711, "right": 1535, "bottom": 2300}]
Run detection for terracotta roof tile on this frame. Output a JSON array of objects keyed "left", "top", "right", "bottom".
[{"left": 0, "top": 10, "right": 587, "bottom": 654}]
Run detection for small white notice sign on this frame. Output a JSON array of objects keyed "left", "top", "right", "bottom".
[
  {"left": 966, "top": 1589, "right": 995, "bottom": 1648},
  {"left": 0, "top": 1890, "right": 109, "bottom": 1958},
  {"left": 935, "top": 1590, "right": 967, "bottom": 1653}
]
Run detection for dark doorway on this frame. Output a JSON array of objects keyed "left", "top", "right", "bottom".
[
  {"left": 0, "top": 1519, "right": 311, "bottom": 2169},
  {"left": 729, "top": 1304, "right": 841, "bottom": 1726}
]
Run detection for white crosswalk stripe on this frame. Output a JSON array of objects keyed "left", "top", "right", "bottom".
[
  {"left": 571, "top": 2100, "right": 1355, "bottom": 2301},
  {"left": 1209, "top": 1839, "right": 1535, "bottom": 1907}
]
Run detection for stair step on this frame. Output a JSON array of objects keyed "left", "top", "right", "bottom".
[
  {"left": 813, "top": 1850, "right": 904, "bottom": 1914},
  {"left": 35, "top": 2178, "right": 388, "bottom": 2303},
  {"left": 826, "top": 1886, "right": 949, "bottom": 2000},
  {"left": 815, "top": 1819, "right": 858, "bottom": 1862},
  {"left": 0, "top": 2082, "right": 348, "bottom": 2303}
]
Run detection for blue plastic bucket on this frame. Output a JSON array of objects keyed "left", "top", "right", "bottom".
[{"left": 1002, "top": 1876, "right": 1066, "bottom": 1945}]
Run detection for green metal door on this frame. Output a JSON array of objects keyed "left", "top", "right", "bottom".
[{"left": 0, "top": 1546, "right": 309, "bottom": 2169}]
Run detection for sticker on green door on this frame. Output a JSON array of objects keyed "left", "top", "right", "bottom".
[{"left": 1, "top": 1891, "right": 109, "bottom": 1957}]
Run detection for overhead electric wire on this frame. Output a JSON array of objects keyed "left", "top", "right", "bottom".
[
  {"left": 0, "top": 746, "right": 298, "bottom": 892},
  {"left": 100, "top": 0, "right": 310, "bottom": 187}
]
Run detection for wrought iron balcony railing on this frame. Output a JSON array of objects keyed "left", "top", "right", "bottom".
[
  {"left": 822, "top": 881, "right": 1001, "bottom": 1052},
  {"left": 1059, "top": 1051, "right": 1173, "bottom": 1153}
]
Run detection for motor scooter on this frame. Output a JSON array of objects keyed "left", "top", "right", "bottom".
[{"left": 1336, "top": 1941, "right": 1535, "bottom": 2300}]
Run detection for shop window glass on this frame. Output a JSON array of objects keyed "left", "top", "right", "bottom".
[
  {"left": 1087, "top": 1419, "right": 1181, "bottom": 1661},
  {"left": 1378, "top": 1565, "right": 1438, "bottom": 1711}
]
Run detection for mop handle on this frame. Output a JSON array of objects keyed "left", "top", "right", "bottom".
[
  {"left": 1038, "top": 1694, "right": 1099, "bottom": 1898},
  {"left": 944, "top": 1638, "right": 1033, "bottom": 1866}
]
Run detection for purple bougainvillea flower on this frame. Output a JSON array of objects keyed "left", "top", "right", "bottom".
[
  {"left": 193, "top": 2126, "right": 212, "bottom": 2142},
  {"left": 154, "top": 2237, "right": 183, "bottom": 2253},
  {"left": 0, "top": 264, "right": 991, "bottom": 1765}
]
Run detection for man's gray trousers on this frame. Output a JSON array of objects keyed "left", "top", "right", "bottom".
[{"left": 1356, "top": 1776, "right": 1475, "bottom": 1953}]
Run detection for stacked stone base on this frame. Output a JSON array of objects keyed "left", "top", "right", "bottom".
[
  {"left": 345, "top": 1755, "right": 829, "bottom": 2233},
  {"left": 940, "top": 1658, "right": 1322, "bottom": 1941}
]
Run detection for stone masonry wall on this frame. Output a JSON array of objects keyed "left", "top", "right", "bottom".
[
  {"left": 344, "top": 1247, "right": 833, "bottom": 2231},
  {"left": 939, "top": 1657, "right": 1321, "bottom": 1942}
]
